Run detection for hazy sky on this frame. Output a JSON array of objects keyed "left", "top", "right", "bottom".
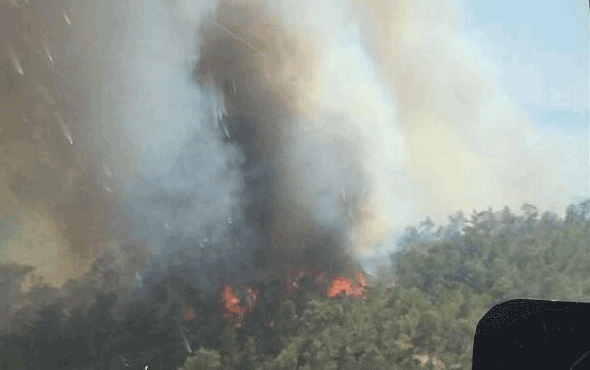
[
  {"left": 369, "top": 0, "right": 589, "bottom": 254},
  {"left": 470, "top": 0, "right": 589, "bottom": 207},
  {"left": 461, "top": 0, "right": 589, "bottom": 113}
]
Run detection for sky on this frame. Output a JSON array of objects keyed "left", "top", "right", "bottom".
[
  {"left": 472, "top": 0, "right": 588, "bottom": 190},
  {"left": 461, "top": 0, "right": 589, "bottom": 114}
]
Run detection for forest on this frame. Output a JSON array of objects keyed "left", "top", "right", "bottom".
[{"left": 0, "top": 199, "right": 589, "bottom": 370}]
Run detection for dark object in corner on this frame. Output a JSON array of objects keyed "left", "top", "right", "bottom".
[{"left": 473, "top": 299, "right": 590, "bottom": 370}]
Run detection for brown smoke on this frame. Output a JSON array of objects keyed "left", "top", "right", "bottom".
[
  {"left": 0, "top": 0, "right": 142, "bottom": 287},
  {"left": 351, "top": 0, "right": 585, "bottom": 224},
  {"left": 1, "top": 0, "right": 584, "bottom": 287}
]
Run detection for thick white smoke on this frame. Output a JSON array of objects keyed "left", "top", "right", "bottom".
[
  {"left": 350, "top": 0, "right": 587, "bottom": 232},
  {"left": 132, "top": 0, "right": 584, "bottom": 258},
  {"left": 95, "top": 0, "right": 409, "bottom": 268},
  {"left": 1, "top": 0, "right": 586, "bottom": 287}
]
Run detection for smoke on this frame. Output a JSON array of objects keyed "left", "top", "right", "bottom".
[
  {"left": 0, "top": 0, "right": 139, "bottom": 286},
  {"left": 1, "top": 0, "right": 586, "bottom": 289},
  {"left": 190, "top": 0, "right": 408, "bottom": 262},
  {"left": 178, "top": 0, "right": 585, "bottom": 259},
  {"left": 350, "top": 0, "right": 588, "bottom": 227}
]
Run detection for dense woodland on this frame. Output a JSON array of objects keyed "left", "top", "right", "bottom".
[{"left": 0, "top": 199, "right": 589, "bottom": 370}]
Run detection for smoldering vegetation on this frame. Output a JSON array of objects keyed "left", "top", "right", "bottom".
[
  {"left": 0, "top": 0, "right": 587, "bottom": 368},
  {"left": 0, "top": 199, "right": 588, "bottom": 370}
]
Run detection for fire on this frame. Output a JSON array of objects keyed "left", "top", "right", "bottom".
[
  {"left": 280, "top": 264, "right": 368, "bottom": 300},
  {"left": 326, "top": 277, "right": 352, "bottom": 299},
  {"left": 326, "top": 272, "right": 368, "bottom": 299},
  {"left": 217, "top": 282, "right": 260, "bottom": 329},
  {"left": 217, "top": 283, "right": 246, "bottom": 329},
  {"left": 215, "top": 266, "right": 368, "bottom": 329}
]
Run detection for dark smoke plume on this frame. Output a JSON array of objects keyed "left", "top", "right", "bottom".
[
  {"left": 191, "top": 0, "right": 388, "bottom": 273},
  {"left": 1, "top": 0, "right": 586, "bottom": 292}
]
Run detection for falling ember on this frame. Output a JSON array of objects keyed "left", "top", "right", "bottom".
[
  {"left": 43, "top": 45, "right": 54, "bottom": 67},
  {"left": 219, "top": 119, "right": 231, "bottom": 140},
  {"left": 54, "top": 111, "right": 73, "bottom": 145},
  {"left": 62, "top": 7, "right": 71, "bottom": 26},
  {"left": 7, "top": 49, "right": 23, "bottom": 76},
  {"left": 217, "top": 108, "right": 227, "bottom": 124},
  {"left": 181, "top": 332, "right": 193, "bottom": 353},
  {"left": 135, "top": 271, "right": 142, "bottom": 287}
]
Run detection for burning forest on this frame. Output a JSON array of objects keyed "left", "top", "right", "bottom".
[{"left": 0, "top": 0, "right": 587, "bottom": 368}]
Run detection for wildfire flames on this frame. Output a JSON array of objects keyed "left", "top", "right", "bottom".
[
  {"left": 326, "top": 272, "right": 368, "bottom": 299},
  {"left": 216, "top": 283, "right": 260, "bottom": 329},
  {"left": 211, "top": 265, "right": 369, "bottom": 329}
]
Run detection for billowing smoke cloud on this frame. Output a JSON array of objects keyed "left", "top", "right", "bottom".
[
  {"left": 1, "top": 0, "right": 586, "bottom": 289},
  {"left": 190, "top": 0, "right": 407, "bottom": 263},
  {"left": 350, "top": 0, "right": 588, "bottom": 228},
  {"left": 0, "top": 0, "right": 140, "bottom": 286},
  {"left": 105, "top": 0, "right": 408, "bottom": 281}
]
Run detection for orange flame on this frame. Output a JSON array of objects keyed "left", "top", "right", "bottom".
[
  {"left": 217, "top": 282, "right": 260, "bottom": 329},
  {"left": 217, "top": 283, "right": 245, "bottom": 328},
  {"left": 216, "top": 267, "right": 368, "bottom": 329},
  {"left": 326, "top": 272, "right": 368, "bottom": 299},
  {"left": 326, "top": 276, "right": 352, "bottom": 299}
]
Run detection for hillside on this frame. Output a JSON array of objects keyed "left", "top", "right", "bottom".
[{"left": 0, "top": 199, "right": 588, "bottom": 369}]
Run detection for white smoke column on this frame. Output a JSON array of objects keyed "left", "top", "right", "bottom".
[
  {"left": 62, "top": 0, "right": 253, "bottom": 259},
  {"left": 350, "top": 0, "right": 587, "bottom": 229}
]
